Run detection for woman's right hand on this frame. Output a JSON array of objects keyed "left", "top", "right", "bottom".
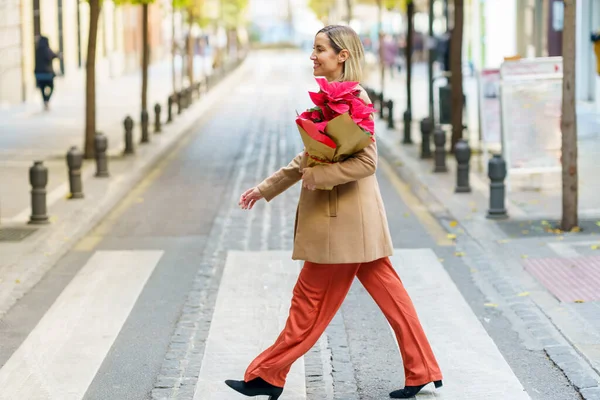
[{"left": 239, "top": 187, "right": 264, "bottom": 210}]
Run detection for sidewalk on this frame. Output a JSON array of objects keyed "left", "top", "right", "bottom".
[
  {"left": 374, "top": 114, "right": 600, "bottom": 398},
  {"left": 0, "top": 55, "right": 212, "bottom": 223},
  {"left": 365, "top": 62, "right": 600, "bottom": 219},
  {"left": 0, "top": 56, "right": 249, "bottom": 320}
]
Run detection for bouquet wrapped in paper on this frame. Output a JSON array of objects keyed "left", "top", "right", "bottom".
[{"left": 296, "top": 78, "right": 376, "bottom": 190}]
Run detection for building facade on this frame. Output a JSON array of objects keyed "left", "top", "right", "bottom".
[{"left": 0, "top": 0, "right": 172, "bottom": 106}]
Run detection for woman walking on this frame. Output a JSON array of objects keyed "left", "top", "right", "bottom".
[
  {"left": 226, "top": 25, "right": 443, "bottom": 399},
  {"left": 34, "top": 36, "right": 60, "bottom": 111}
]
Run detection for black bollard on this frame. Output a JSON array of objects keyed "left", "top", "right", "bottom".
[
  {"left": 124, "top": 116, "right": 135, "bottom": 155},
  {"left": 487, "top": 154, "right": 508, "bottom": 219},
  {"left": 433, "top": 127, "right": 448, "bottom": 173},
  {"left": 154, "top": 103, "right": 162, "bottom": 133},
  {"left": 454, "top": 139, "right": 471, "bottom": 193},
  {"left": 186, "top": 86, "right": 193, "bottom": 105},
  {"left": 387, "top": 100, "right": 395, "bottom": 129},
  {"left": 378, "top": 93, "right": 385, "bottom": 119},
  {"left": 177, "top": 91, "right": 183, "bottom": 114},
  {"left": 28, "top": 161, "right": 49, "bottom": 224},
  {"left": 94, "top": 132, "right": 109, "bottom": 177},
  {"left": 402, "top": 110, "right": 413, "bottom": 144},
  {"left": 141, "top": 110, "right": 150, "bottom": 143},
  {"left": 181, "top": 89, "right": 188, "bottom": 110},
  {"left": 167, "top": 95, "right": 174, "bottom": 123},
  {"left": 420, "top": 117, "right": 433, "bottom": 159},
  {"left": 66, "top": 146, "right": 84, "bottom": 199}
]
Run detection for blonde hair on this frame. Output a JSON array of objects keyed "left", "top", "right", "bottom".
[{"left": 317, "top": 25, "right": 365, "bottom": 82}]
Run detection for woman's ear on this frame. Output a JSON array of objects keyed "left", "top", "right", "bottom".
[{"left": 338, "top": 49, "right": 350, "bottom": 63}]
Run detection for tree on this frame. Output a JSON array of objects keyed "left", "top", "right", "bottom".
[
  {"left": 450, "top": 0, "right": 464, "bottom": 151},
  {"left": 561, "top": 0, "right": 578, "bottom": 230},
  {"left": 308, "top": 0, "right": 335, "bottom": 24},
  {"left": 115, "top": 0, "right": 156, "bottom": 134},
  {"left": 84, "top": 0, "right": 102, "bottom": 159}
]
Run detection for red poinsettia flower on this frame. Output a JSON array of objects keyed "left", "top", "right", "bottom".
[
  {"left": 349, "top": 97, "right": 375, "bottom": 120},
  {"left": 315, "top": 77, "right": 359, "bottom": 101}
]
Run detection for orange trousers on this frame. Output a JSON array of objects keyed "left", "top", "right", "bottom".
[{"left": 244, "top": 257, "right": 442, "bottom": 387}]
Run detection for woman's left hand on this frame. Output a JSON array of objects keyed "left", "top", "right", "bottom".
[{"left": 301, "top": 168, "right": 317, "bottom": 191}]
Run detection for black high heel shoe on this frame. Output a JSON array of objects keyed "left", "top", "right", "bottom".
[
  {"left": 225, "top": 377, "right": 284, "bottom": 399},
  {"left": 389, "top": 380, "right": 443, "bottom": 398}
]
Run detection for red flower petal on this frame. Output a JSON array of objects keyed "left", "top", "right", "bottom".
[
  {"left": 314, "top": 78, "right": 359, "bottom": 101},
  {"left": 309, "top": 91, "right": 327, "bottom": 107},
  {"left": 328, "top": 101, "right": 350, "bottom": 114},
  {"left": 296, "top": 118, "right": 336, "bottom": 149}
]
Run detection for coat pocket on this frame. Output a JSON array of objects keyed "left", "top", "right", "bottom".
[{"left": 328, "top": 187, "right": 338, "bottom": 217}]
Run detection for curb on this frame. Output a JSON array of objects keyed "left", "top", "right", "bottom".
[
  {"left": 375, "top": 120, "right": 600, "bottom": 399},
  {"left": 0, "top": 57, "right": 252, "bottom": 321}
]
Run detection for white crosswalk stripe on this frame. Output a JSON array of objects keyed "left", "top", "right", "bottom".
[
  {"left": 193, "top": 251, "right": 306, "bottom": 400},
  {"left": 0, "top": 249, "right": 530, "bottom": 400},
  {"left": 0, "top": 251, "right": 163, "bottom": 400}
]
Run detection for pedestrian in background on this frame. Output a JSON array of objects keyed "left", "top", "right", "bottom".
[
  {"left": 34, "top": 36, "right": 60, "bottom": 111},
  {"left": 226, "top": 24, "right": 443, "bottom": 400}
]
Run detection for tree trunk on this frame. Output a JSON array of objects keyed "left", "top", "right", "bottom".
[
  {"left": 171, "top": 0, "right": 177, "bottom": 93},
  {"left": 406, "top": 2, "right": 414, "bottom": 114},
  {"left": 561, "top": 0, "right": 578, "bottom": 231},
  {"left": 142, "top": 3, "right": 149, "bottom": 113},
  {"left": 450, "top": 0, "right": 464, "bottom": 152},
  {"left": 84, "top": 0, "right": 101, "bottom": 159},
  {"left": 377, "top": 0, "right": 384, "bottom": 97},
  {"left": 187, "top": 8, "right": 194, "bottom": 86},
  {"left": 345, "top": 0, "right": 353, "bottom": 23}
]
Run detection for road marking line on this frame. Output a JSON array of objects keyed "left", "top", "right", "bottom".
[
  {"left": 193, "top": 251, "right": 306, "bottom": 400},
  {"left": 394, "top": 249, "right": 530, "bottom": 399},
  {"left": 379, "top": 157, "right": 453, "bottom": 246},
  {"left": 0, "top": 250, "right": 163, "bottom": 400}
]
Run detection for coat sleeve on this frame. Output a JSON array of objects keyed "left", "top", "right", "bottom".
[
  {"left": 257, "top": 151, "right": 303, "bottom": 202},
  {"left": 309, "top": 141, "right": 377, "bottom": 189}
]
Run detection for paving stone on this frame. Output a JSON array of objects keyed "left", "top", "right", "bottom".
[{"left": 581, "top": 387, "right": 600, "bottom": 400}]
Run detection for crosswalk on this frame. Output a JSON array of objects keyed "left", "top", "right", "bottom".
[{"left": 0, "top": 249, "right": 530, "bottom": 400}]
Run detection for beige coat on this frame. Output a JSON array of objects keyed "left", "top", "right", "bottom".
[{"left": 257, "top": 139, "right": 394, "bottom": 264}]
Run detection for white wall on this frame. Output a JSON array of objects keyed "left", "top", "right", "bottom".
[{"left": 484, "top": 0, "right": 517, "bottom": 68}]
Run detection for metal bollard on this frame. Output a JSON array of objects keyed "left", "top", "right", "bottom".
[
  {"left": 141, "top": 110, "right": 150, "bottom": 143},
  {"left": 454, "top": 139, "right": 471, "bottom": 193},
  {"left": 94, "top": 132, "right": 109, "bottom": 177},
  {"left": 402, "top": 110, "right": 412, "bottom": 144},
  {"left": 177, "top": 91, "right": 183, "bottom": 114},
  {"left": 387, "top": 100, "right": 395, "bottom": 129},
  {"left": 433, "top": 127, "right": 448, "bottom": 172},
  {"left": 154, "top": 103, "right": 162, "bottom": 133},
  {"left": 420, "top": 117, "right": 433, "bottom": 159},
  {"left": 195, "top": 82, "right": 201, "bottom": 99},
  {"left": 66, "top": 146, "right": 84, "bottom": 199},
  {"left": 167, "top": 95, "right": 173, "bottom": 123},
  {"left": 181, "top": 89, "right": 188, "bottom": 110},
  {"left": 378, "top": 93, "right": 385, "bottom": 119},
  {"left": 205, "top": 76, "right": 210, "bottom": 93},
  {"left": 487, "top": 154, "right": 508, "bottom": 219},
  {"left": 186, "top": 87, "right": 193, "bottom": 105},
  {"left": 28, "top": 161, "right": 49, "bottom": 224},
  {"left": 124, "top": 116, "right": 135, "bottom": 155}
]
